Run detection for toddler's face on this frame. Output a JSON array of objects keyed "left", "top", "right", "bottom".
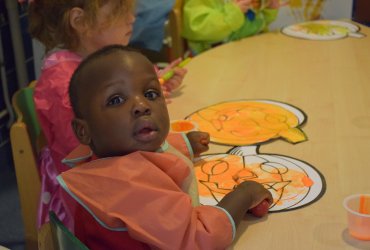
[
  {"left": 85, "top": 2, "right": 135, "bottom": 53},
  {"left": 78, "top": 51, "right": 169, "bottom": 157}
]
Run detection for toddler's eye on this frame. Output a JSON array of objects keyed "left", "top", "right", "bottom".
[
  {"left": 107, "top": 95, "right": 125, "bottom": 106},
  {"left": 145, "top": 89, "right": 160, "bottom": 100}
]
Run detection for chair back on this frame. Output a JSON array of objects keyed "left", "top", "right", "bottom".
[
  {"left": 10, "top": 82, "right": 42, "bottom": 249},
  {"left": 49, "top": 211, "right": 89, "bottom": 250},
  {"left": 38, "top": 222, "right": 54, "bottom": 250},
  {"left": 168, "top": 0, "right": 186, "bottom": 60}
]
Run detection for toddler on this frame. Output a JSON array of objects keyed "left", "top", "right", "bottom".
[{"left": 58, "top": 44, "right": 273, "bottom": 249}]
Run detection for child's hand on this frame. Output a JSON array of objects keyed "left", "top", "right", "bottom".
[
  {"left": 217, "top": 180, "right": 272, "bottom": 225},
  {"left": 234, "top": 0, "right": 253, "bottom": 13},
  {"left": 267, "top": 0, "right": 280, "bottom": 9},
  {"left": 249, "top": 199, "right": 270, "bottom": 217},
  {"left": 186, "top": 131, "right": 210, "bottom": 157},
  {"left": 159, "top": 58, "right": 188, "bottom": 95},
  {"left": 237, "top": 181, "right": 273, "bottom": 210},
  {"left": 162, "top": 90, "right": 172, "bottom": 104},
  {"left": 251, "top": 0, "right": 261, "bottom": 10}
]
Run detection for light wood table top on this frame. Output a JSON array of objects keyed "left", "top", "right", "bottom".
[{"left": 168, "top": 22, "right": 370, "bottom": 249}]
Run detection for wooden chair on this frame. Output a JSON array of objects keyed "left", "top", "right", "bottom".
[
  {"left": 38, "top": 222, "right": 54, "bottom": 250},
  {"left": 10, "top": 82, "right": 44, "bottom": 250},
  {"left": 167, "top": 0, "right": 186, "bottom": 60}
]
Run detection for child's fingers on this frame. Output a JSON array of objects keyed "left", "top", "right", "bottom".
[
  {"left": 169, "top": 68, "right": 187, "bottom": 83},
  {"left": 269, "top": 0, "right": 281, "bottom": 8},
  {"left": 200, "top": 138, "right": 208, "bottom": 145},
  {"left": 161, "top": 88, "right": 171, "bottom": 98},
  {"left": 175, "top": 67, "right": 187, "bottom": 80},
  {"left": 174, "top": 67, "right": 187, "bottom": 76},
  {"left": 239, "top": 0, "right": 253, "bottom": 5},
  {"left": 161, "top": 86, "right": 172, "bottom": 104},
  {"left": 265, "top": 191, "right": 273, "bottom": 205},
  {"left": 163, "top": 68, "right": 187, "bottom": 92},
  {"left": 164, "top": 82, "right": 177, "bottom": 93},
  {"left": 163, "top": 80, "right": 178, "bottom": 93},
  {"left": 168, "top": 57, "right": 183, "bottom": 68},
  {"left": 200, "top": 133, "right": 210, "bottom": 145},
  {"left": 194, "top": 143, "right": 209, "bottom": 156},
  {"left": 197, "top": 133, "right": 210, "bottom": 152},
  {"left": 251, "top": 0, "right": 260, "bottom": 8},
  {"left": 166, "top": 75, "right": 182, "bottom": 89},
  {"left": 279, "top": 0, "right": 290, "bottom": 7},
  {"left": 200, "top": 143, "right": 209, "bottom": 152},
  {"left": 158, "top": 58, "right": 182, "bottom": 76}
]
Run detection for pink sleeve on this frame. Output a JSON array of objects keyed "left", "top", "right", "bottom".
[
  {"left": 58, "top": 153, "right": 234, "bottom": 249},
  {"left": 166, "top": 132, "right": 194, "bottom": 159},
  {"left": 34, "top": 61, "right": 80, "bottom": 170}
]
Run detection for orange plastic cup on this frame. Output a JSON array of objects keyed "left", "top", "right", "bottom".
[
  {"left": 170, "top": 120, "right": 197, "bottom": 133},
  {"left": 343, "top": 194, "right": 370, "bottom": 240}
]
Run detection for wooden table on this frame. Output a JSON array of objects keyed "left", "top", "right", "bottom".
[{"left": 168, "top": 22, "right": 370, "bottom": 249}]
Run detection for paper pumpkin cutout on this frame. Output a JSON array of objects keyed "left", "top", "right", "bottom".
[
  {"left": 281, "top": 20, "right": 365, "bottom": 40},
  {"left": 195, "top": 146, "right": 325, "bottom": 212},
  {"left": 186, "top": 100, "right": 307, "bottom": 146}
]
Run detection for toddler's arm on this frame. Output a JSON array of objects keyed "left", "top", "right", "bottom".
[
  {"left": 183, "top": 0, "right": 245, "bottom": 41},
  {"left": 218, "top": 181, "right": 273, "bottom": 226}
]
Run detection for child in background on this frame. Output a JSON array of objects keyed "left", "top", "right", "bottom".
[
  {"left": 130, "top": 0, "right": 176, "bottom": 52},
  {"left": 58, "top": 44, "right": 273, "bottom": 249},
  {"left": 27, "top": 0, "right": 186, "bottom": 231},
  {"left": 182, "top": 0, "right": 280, "bottom": 54}
]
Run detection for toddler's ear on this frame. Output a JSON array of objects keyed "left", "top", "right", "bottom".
[
  {"left": 72, "top": 118, "right": 91, "bottom": 145},
  {"left": 69, "top": 7, "right": 87, "bottom": 33}
]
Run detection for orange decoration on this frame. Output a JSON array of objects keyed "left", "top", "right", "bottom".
[
  {"left": 187, "top": 101, "right": 307, "bottom": 145},
  {"left": 195, "top": 154, "right": 316, "bottom": 210}
]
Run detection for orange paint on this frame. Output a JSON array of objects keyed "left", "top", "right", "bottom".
[
  {"left": 170, "top": 120, "right": 195, "bottom": 132},
  {"left": 187, "top": 101, "right": 307, "bottom": 146},
  {"left": 350, "top": 233, "right": 370, "bottom": 241},
  {"left": 359, "top": 195, "right": 368, "bottom": 214},
  {"left": 195, "top": 154, "right": 314, "bottom": 207},
  {"left": 302, "top": 176, "right": 314, "bottom": 187}
]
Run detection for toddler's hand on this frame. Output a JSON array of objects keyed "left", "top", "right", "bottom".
[
  {"left": 267, "top": 0, "right": 281, "bottom": 9},
  {"left": 249, "top": 199, "right": 270, "bottom": 217},
  {"left": 159, "top": 58, "right": 188, "bottom": 95},
  {"left": 251, "top": 0, "right": 261, "bottom": 9},
  {"left": 237, "top": 181, "right": 273, "bottom": 211},
  {"left": 186, "top": 131, "right": 210, "bottom": 157},
  {"left": 162, "top": 90, "right": 172, "bottom": 104},
  {"left": 234, "top": 0, "right": 252, "bottom": 13}
]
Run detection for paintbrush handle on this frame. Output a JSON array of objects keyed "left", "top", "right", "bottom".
[{"left": 160, "top": 57, "right": 192, "bottom": 83}]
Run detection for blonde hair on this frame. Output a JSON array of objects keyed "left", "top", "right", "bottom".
[{"left": 28, "top": 0, "right": 134, "bottom": 52}]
